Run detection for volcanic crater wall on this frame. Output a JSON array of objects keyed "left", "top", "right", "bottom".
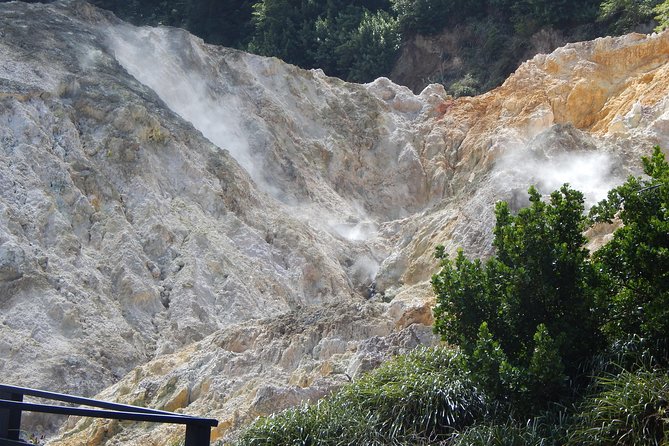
[{"left": 0, "top": 1, "right": 668, "bottom": 444}]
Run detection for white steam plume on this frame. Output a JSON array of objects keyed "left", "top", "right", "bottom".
[
  {"left": 496, "top": 150, "right": 618, "bottom": 206},
  {"left": 491, "top": 123, "right": 625, "bottom": 208},
  {"left": 107, "top": 25, "right": 259, "bottom": 180},
  {"left": 106, "top": 24, "right": 383, "bottom": 287}
]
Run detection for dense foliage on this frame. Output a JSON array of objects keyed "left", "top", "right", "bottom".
[
  {"left": 86, "top": 0, "right": 255, "bottom": 47},
  {"left": 70, "top": 0, "right": 664, "bottom": 93},
  {"left": 598, "top": 0, "right": 662, "bottom": 33},
  {"left": 589, "top": 146, "right": 669, "bottom": 351},
  {"left": 656, "top": 0, "right": 669, "bottom": 31},
  {"left": 248, "top": 0, "right": 401, "bottom": 82},
  {"left": 390, "top": 0, "right": 486, "bottom": 34},
  {"left": 433, "top": 184, "right": 604, "bottom": 412},
  {"left": 235, "top": 148, "right": 669, "bottom": 446}
]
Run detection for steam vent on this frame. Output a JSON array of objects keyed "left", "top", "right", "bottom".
[{"left": 1, "top": 0, "right": 668, "bottom": 444}]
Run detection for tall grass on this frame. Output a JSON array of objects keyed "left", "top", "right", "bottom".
[
  {"left": 235, "top": 345, "right": 669, "bottom": 446},
  {"left": 448, "top": 403, "right": 572, "bottom": 446},
  {"left": 235, "top": 347, "right": 485, "bottom": 446},
  {"left": 450, "top": 423, "right": 549, "bottom": 446},
  {"left": 568, "top": 368, "right": 669, "bottom": 445}
]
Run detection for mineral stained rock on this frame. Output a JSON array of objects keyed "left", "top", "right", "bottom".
[{"left": 0, "top": 0, "right": 667, "bottom": 444}]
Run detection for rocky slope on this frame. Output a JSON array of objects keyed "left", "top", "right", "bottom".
[{"left": 0, "top": 1, "right": 667, "bottom": 444}]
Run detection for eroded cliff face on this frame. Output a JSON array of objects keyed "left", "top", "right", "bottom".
[{"left": 0, "top": 1, "right": 667, "bottom": 444}]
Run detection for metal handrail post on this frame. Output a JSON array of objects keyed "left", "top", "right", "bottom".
[
  {"left": 185, "top": 423, "right": 212, "bottom": 446},
  {"left": 0, "top": 390, "right": 22, "bottom": 441}
]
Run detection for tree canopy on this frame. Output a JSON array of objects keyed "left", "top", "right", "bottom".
[
  {"left": 432, "top": 185, "right": 604, "bottom": 411},
  {"left": 589, "top": 146, "right": 669, "bottom": 347},
  {"left": 79, "top": 0, "right": 661, "bottom": 93},
  {"left": 432, "top": 146, "right": 669, "bottom": 413}
]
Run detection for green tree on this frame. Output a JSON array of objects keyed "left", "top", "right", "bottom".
[
  {"left": 390, "top": 0, "right": 485, "bottom": 34},
  {"left": 589, "top": 146, "right": 669, "bottom": 348},
  {"left": 432, "top": 184, "right": 604, "bottom": 410},
  {"left": 248, "top": 0, "right": 318, "bottom": 67},
  {"left": 598, "top": 0, "right": 661, "bottom": 33},
  {"left": 335, "top": 10, "right": 401, "bottom": 81},
  {"left": 248, "top": 0, "right": 399, "bottom": 81},
  {"left": 654, "top": 0, "right": 669, "bottom": 31},
  {"left": 310, "top": 6, "right": 400, "bottom": 81},
  {"left": 510, "top": 0, "right": 600, "bottom": 35}
]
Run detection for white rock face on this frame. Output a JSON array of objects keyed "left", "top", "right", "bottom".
[{"left": 0, "top": 1, "right": 668, "bottom": 444}]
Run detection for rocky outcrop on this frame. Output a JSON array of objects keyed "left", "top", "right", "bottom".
[
  {"left": 53, "top": 304, "right": 438, "bottom": 444},
  {"left": 0, "top": 1, "right": 667, "bottom": 444}
]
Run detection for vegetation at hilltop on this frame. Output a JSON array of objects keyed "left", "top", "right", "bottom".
[
  {"left": 233, "top": 147, "right": 669, "bottom": 445},
  {"left": 6, "top": 0, "right": 668, "bottom": 89},
  {"left": 76, "top": 0, "right": 669, "bottom": 95}
]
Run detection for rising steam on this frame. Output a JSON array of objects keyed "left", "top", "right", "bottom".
[
  {"left": 497, "top": 151, "right": 618, "bottom": 206},
  {"left": 107, "top": 25, "right": 258, "bottom": 179},
  {"left": 106, "top": 23, "right": 383, "bottom": 288},
  {"left": 492, "top": 124, "right": 624, "bottom": 208}
]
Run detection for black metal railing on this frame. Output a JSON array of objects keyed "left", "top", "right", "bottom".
[{"left": 0, "top": 383, "right": 218, "bottom": 446}]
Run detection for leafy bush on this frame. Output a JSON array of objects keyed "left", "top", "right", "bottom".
[
  {"left": 448, "top": 73, "right": 480, "bottom": 97},
  {"left": 235, "top": 347, "right": 485, "bottom": 445},
  {"left": 656, "top": 0, "right": 669, "bottom": 31},
  {"left": 589, "top": 146, "right": 669, "bottom": 350},
  {"left": 432, "top": 185, "right": 604, "bottom": 412},
  {"left": 598, "top": 0, "right": 662, "bottom": 33}
]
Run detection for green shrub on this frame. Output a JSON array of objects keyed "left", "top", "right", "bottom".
[
  {"left": 432, "top": 184, "right": 604, "bottom": 413},
  {"left": 448, "top": 73, "right": 480, "bottom": 97},
  {"left": 589, "top": 146, "right": 669, "bottom": 351},
  {"left": 598, "top": 0, "right": 661, "bottom": 33}
]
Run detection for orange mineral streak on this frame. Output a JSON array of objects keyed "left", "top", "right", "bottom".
[{"left": 429, "top": 31, "right": 669, "bottom": 140}]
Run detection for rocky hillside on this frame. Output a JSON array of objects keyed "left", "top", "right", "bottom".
[{"left": 0, "top": 0, "right": 667, "bottom": 444}]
